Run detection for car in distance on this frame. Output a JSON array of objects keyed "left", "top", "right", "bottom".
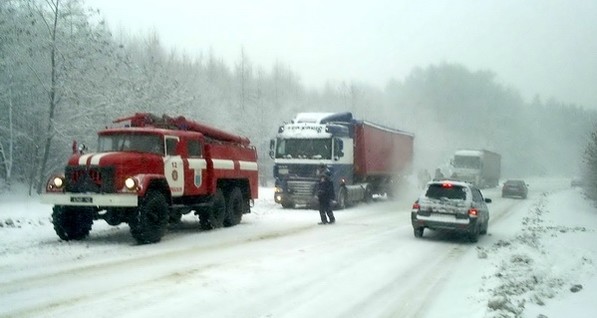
[
  {"left": 411, "top": 180, "right": 491, "bottom": 242},
  {"left": 501, "top": 179, "right": 528, "bottom": 199}
]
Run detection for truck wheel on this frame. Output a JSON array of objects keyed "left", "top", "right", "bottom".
[
  {"left": 281, "top": 202, "right": 295, "bottom": 209},
  {"left": 129, "top": 190, "right": 169, "bottom": 244},
  {"left": 224, "top": 187, "right": 243, "bottom": 227},
  {"left": 336, "top": 188, "right": 347, "bottom": 210},
  {"left": 414, "top": 227, "right": 424, "bottom": 238},
  {"left": 206, "top": 189, "right": 226, "bottom": 229},
  {"left": 364, "top": 185, "right": 373, "bottom": 203},
  {"left": 52, "top": 206, "right": 93, "bottom": 240}
]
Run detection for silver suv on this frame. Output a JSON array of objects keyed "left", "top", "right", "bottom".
[{"left": 411, "top": 180, "right": 491, "bottom": 242}]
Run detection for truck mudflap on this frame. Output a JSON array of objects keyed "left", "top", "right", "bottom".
[{"left": 41, "top": 193, "right": 138, "bottom": 207}]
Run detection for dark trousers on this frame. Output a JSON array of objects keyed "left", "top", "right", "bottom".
[{"left": 318, "top": 199, "right": 335, "bottom": 223}]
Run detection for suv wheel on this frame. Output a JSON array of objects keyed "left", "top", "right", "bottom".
[
  {"left": 414, "top": 227, "right": 424, "bottom": 238},
  {"left": 468, "top": 225, "right": 480, "bottom": 243},
  {"left": 480, "top": 219, "right": 489, "bottom": 235}
]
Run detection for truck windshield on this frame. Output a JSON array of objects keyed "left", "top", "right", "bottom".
[
  {"left": 276, "top": 138, "right": 332, "bottom": 159},
  {"left": 98, "top": 134, "right": 164, "bottom": 155},
  {"left": 454, "top": 156, "right": 481, "bottom": 169}
]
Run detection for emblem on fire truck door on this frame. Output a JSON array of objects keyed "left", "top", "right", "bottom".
[
  {"left": 188, "top": 159, "right": 206, "bottom": 188},
  {"left": 164, "top": 156, "right": 184, "bottom": 196}
]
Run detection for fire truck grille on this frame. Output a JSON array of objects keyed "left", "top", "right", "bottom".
[
  {"left": 65, "top": 166, "right": 116, "bottom": 193},
  {"left": 288, "top": 181, "right": 316, "bottom": 204}
]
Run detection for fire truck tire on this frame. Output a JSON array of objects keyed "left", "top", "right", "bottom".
[
  {"left": 224, "top": 187, "right": 243, "bottom": 227},
  {"left": 52, "top": 206, "right": 93, "bottom": 240},
  {"left": 129, "top": 190, "right": 169, "bottom": 244},
  {"left": 204, "top": 188, "right": 226, "bottom": 229},
  {"left": 198, "top": 209, "right": 211, "bottom": 230}
]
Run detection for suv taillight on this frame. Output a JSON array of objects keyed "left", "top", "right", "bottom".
[
  {"left": 468, "top": 208, "right": 478, "bottom": 216},
  {"left": 412, "top": 202, "right": 420, "bottom": 210}
]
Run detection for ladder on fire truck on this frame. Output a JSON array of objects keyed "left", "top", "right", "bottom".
[{"left": 114, "top": 113, "right": 251, "bottom": 146}]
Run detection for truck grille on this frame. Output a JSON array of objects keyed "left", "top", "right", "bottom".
[
  {"left": 288, "top": 181, "right": 316, "bottom": 204},
  {"left": 65, "top": 166, "right": 116, "bottom": 193}
]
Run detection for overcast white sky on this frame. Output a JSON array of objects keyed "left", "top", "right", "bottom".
[{"left": 85, "top": 0, "right": 597, "bottom": 109}]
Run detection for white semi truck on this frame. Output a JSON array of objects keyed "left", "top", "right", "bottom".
[{"left": 450, "top": 149, "right": 501, "bottom": 188}]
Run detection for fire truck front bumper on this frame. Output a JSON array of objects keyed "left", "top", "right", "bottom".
[{"left": 41, "top": 193, "right": 138, "bottom": 207}]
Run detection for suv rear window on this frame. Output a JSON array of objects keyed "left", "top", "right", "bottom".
[{"left": 425, "top": 184, "right": 466, "bottom": 200}]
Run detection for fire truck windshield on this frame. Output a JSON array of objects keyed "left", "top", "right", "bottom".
[
  {"left": 276, "top": 138, "right": 332, "bottom": 159},
  {"left": 98, "top": 134, "right": 164, "bottom": 155}
]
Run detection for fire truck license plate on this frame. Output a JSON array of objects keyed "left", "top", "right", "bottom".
[{"left": 71, "top": 197, "right": 92, "bottom": 203}]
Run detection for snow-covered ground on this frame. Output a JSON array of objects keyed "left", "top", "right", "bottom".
[{"left": 0, "top": 178, "right": 595, "bottom": 318}]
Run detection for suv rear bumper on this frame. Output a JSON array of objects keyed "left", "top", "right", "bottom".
[{"left": 411, "top": 212, "right": 479, "bottom": 232}]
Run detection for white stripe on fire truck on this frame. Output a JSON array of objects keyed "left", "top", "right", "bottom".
[
  {"left": 212, "top": 159, "right": 235, "bottom": 170},
  {"left": 90, "top": 153, "right": 113, "bottom": 165},
  {"left": 78, "top": 154, "right": 93, "bottom": 165},
  {"left": 239, "top": 161, "right": 258, "bottom": 171}
]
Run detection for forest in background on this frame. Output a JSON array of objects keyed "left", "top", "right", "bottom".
[{"left": 1, "top": 0, "right": 595, "bottom": 194}]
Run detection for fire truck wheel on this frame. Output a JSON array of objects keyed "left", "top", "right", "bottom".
[
  {"left": 129, "top": 190, "right": 169, "bottom": 244},
  {"left": 207, "top": 189, "right": 226, "bottom": 229},
  {"left": 52, "top": 206, "right": 93, "bottom": 240},
  {"left": 224, "top": 187, "right": 243, "bottom": 227}
]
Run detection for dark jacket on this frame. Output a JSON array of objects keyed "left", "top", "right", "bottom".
[{"left": 317, "top": 176, "right": 335, "bottom": 202}]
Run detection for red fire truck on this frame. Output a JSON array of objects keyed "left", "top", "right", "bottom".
[{"left": 42, "top": 113, "right": 259, "bottom": 244}]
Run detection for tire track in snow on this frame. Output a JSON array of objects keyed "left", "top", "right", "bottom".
[{"left": 0, "top": 204, "right": 405, "bottom": 317}]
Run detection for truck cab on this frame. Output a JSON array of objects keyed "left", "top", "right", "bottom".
[
  {"left": 450, "top": 149, "right": 501, "bottom": 188},
  {"left": 270, "top": 113, "right": 353, "bottom": 208},
  {"left": 270, "top": 112, "right": 414, "bottom": 209}
]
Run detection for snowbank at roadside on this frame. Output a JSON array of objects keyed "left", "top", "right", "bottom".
[{"left": 480, "top": 189, "right": 597, "bottom": 317}]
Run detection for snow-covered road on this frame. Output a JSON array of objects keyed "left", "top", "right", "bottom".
[{"left": 1, "top": 178, "right": 595, "bottom": 318}]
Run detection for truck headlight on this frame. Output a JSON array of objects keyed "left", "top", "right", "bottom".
[{"left": 124, "top": 177, "right": 138, "bottom": 191}]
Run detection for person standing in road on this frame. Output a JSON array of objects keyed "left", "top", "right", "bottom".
[{"left": 317, "top": 170, "right": 336, "bottom": 224}]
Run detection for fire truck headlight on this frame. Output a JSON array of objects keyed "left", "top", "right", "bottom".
[
  {"left": 124, "top": 177, "right": 138, "bottom": 191},
  {"left": 49, "top": 176, "right": 65, "bottom": 190},
  {"left": 53, "top": 177, "right": 64, "bottom": 188}
]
